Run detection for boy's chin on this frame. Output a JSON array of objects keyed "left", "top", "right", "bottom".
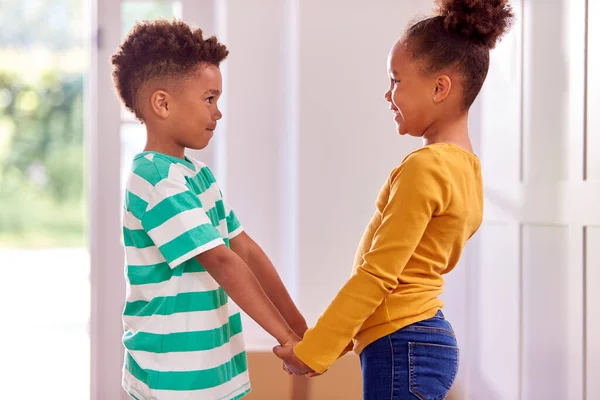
[
  {"left": 189, "top": 142, "right": 210, "bottom": 150},
  {"left": 187, "top": 136, "right": 213, "bottom": 150}
]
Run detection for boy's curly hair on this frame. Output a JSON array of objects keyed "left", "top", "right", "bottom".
[{"left": 111, "top": 20, "right": 229, "bottom": 119}]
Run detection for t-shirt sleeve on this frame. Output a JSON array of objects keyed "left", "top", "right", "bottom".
[
  {"left": 223, "top": 201, "right": 244, "bottom": 239},
  {"left": 141, "top": 178, "right": 225, "bottom": 268}
]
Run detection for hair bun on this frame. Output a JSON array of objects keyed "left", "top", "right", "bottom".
[{"left": 435, "top": 0, "right": 514, "bottom": 48}]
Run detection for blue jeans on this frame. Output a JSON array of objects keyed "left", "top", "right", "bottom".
[{"left": 360, "top": 311, "right": 459, "bottom": 400}]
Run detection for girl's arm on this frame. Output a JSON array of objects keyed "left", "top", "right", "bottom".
[{"left": 292, "top": 148, "right": 450, "bottom": 374}]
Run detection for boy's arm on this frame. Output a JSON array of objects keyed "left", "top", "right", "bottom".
[
  {"left": 230, "top": 232, "right": 308, "bottom": 337},
  {"left": 196, "top": 245, "right": 300, "bottom": 346},
  {"left": 139, "top": 175, "right": 298, "bottom": 345}
]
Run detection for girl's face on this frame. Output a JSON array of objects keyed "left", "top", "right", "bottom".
[{"left": 384, "top": 41, "right": 443, "bottom": 138}]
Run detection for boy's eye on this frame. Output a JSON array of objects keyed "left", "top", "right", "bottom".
[
  {"left": 205, "top": 97, "right": 214, "bottom": 104},
  {"left": 391, "top": 79, "right": 400, "bottom": 84}
]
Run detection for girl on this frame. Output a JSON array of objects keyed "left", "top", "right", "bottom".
[{"left": 274, "top": 0, "right": 514, "bottom": 398}]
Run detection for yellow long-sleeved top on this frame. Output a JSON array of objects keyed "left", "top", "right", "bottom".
[{"left": 294, "top": 144, "right": 483, "bottom": 374}]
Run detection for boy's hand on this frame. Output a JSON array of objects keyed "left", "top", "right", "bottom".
[
  {"left": 290, "top": 320, "right": 309, "bottom": 339},
  {"left": 281, "top": 333, "right": 302, "bottom": 348}
]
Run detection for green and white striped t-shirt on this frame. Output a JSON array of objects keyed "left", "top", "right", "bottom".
[{"left": 121, "top": 152, "right": 250, "bottom": 400}]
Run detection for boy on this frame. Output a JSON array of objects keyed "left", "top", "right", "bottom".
[{"left": 111, "top": 20, "right": 307, "bottom": 399}]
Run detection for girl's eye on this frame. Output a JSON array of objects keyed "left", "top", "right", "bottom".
[{"left": 205, "top": 97, "right": 214, "bottom": 104}]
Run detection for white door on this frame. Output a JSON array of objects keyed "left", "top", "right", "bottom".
[{"left": 443, "top": 1, "right": 600, "bottom": 399}]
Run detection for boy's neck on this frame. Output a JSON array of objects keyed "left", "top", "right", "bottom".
[{"left": 144, "top": 127, "right": 186, "bottom": 160}]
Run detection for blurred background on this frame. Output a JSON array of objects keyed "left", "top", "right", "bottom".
[{"left": 0, "top": 0, "right": 598, "bottom": 399}]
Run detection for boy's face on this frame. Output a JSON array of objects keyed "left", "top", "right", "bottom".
[{"left": 163, "top": 64, "right": 223, "bottom": 150}]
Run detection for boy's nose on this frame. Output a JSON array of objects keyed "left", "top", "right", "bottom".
[{"left": 384, "top": 90, "right": 391, "bottom": 102}]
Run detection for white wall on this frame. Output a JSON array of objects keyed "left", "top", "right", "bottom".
[{"left": 213, "top": 0, "right": 430, "bottom": 348}]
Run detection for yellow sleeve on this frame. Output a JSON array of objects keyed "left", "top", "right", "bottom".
[{"left": 293, "top": 148, "right": 450, "bottom": 374}]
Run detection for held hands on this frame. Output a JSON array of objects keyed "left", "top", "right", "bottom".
[
  {"left": 272, "top": 342, "right": 324, "bottom": 378},
  {"left": 274, "top": 319, "right": 323, "bottom": 377}
]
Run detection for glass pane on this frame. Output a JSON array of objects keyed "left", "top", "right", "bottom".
[
  {"left": 121, "top": 1, "right": 182, "bottom": 40},
  {"left": 121, "top": 122, "right": 147, "bottom": 198},
  {"left": 120, "top": 1, "right": 183, "bottom": 122},
  {"left": 0, "top": 0, "right": 90, "bottom": 398},
  {"left": 120, "top": 1, "right": 182, "bottom": 189}
]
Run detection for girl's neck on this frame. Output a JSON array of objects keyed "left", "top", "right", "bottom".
[{"left": 422, "top": 113, "right": 473, "bottom": 153}]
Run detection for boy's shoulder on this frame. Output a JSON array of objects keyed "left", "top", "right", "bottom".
[
  {"left": 130, "top": 152, "right": 171, "bottom": 186},
  {"left": 130, "top": 152, "right": 209, "bottom": 186}
]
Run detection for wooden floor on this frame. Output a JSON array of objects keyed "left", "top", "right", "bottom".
[{"left": 245, "top": 352, "right": 362, "bottom": 400}]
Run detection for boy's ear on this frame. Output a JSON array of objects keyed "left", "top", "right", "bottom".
[{"left": 150, "top": 90, "right": 171, "bottom": 119}]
